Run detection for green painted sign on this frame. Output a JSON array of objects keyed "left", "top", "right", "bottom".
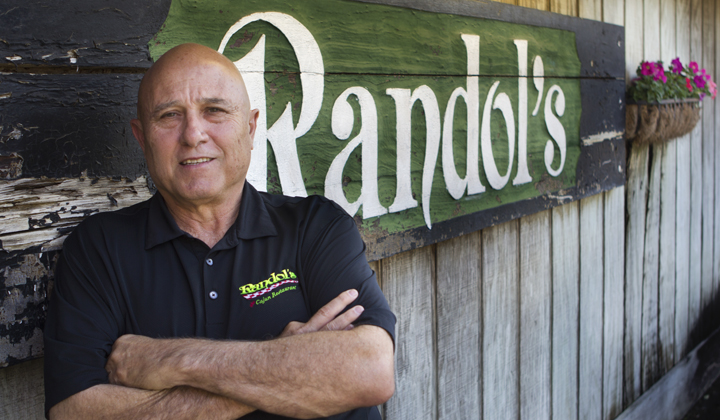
[{"left": 151, "top": 0, "right": 585, "bottom": 237}]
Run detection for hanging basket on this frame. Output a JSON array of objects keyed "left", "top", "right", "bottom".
[{"left": 626, "top": 99, "right": 701, "bottom": 144}]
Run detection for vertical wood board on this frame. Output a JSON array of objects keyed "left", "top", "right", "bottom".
[
  {"left": 382, "top": 247, "right": 436, "bottom": 420},
  {"left": 624, "top": 142, "right": 649, "bottom": 407},
  {"left": 436, "top": 233, "right": 482, "bottom": 420},
  {"left": 674, "top": 0, "right": 692, "bottom": 362},
  {"left": 482, "top": 221, "right": 519, "bottom": 420},
  {"left": 641, "top": 144, "right": 661, "bottom": 392},
  {"left": 552, "top": 201, "right": 580, "bottom": 420},
  {"left": 579, "top": 194, "right": 604, "bottom": 420},
  {"left": 519, "top": 211, "right": 551, "bottom": 420},
  {"left": 604, "top": 186, "right": 625, "bottom": 420}
]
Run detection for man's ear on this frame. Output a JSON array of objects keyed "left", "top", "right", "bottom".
[
  {"left": 247, "top": 109, "right": 260, "bottom": 150},
  {"left": 130, "top": 119, "right": 146, "bottom": 152}
]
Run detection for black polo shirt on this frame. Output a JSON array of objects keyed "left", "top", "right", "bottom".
[{"left": 44, "top": 182, "right": 395, "bottom": 419}]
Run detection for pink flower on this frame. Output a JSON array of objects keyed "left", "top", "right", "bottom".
[
  {"left": 709, "top": 80, "right": 717, "bottom": 99},
  {"left": 641, "top": 61, "right": 654, "bottom": 76},
  {"left": 686, "top": 78, "right": 693, "bottom": 93},
  {"left": 695, "top": 74, "right": 706, "bottom": 89},
  {"left": 701, "top": 69, "right": 711, "bottom": 81},
  {"left": 653, "top": 65, "right": 667, "bottom": 83},
  {"left": 671, "top": 57, "right": 683, "bottom": 74},
  {"left": 689, "top": 61, "right": 699, "bottom": 73}
]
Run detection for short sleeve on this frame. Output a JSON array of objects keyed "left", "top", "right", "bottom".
[
  {"left": 43, "top": 224, "right": 122, "bottom": 417},
  {"left": 300, "top": 206, "right": 395, "bottom": 345}
]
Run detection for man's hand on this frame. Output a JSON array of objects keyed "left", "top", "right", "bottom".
[
  {"left": 106, "top": 334, "right": 181, "bottom": 390},
  {"left": 280, "top": 289, "right": 364, "bottom": 337}
]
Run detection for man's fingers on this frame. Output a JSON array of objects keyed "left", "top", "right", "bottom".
[
  {"left": 302, "top": 289, "right": 359, "bottom": 333},
  {"left": 322, "top": 305, "right": 364, "bottom": 331}
]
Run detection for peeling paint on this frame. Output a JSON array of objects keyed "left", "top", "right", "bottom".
[
  {"left": 4, "top": 55, "right": 21, "bottom": 62},
  {"left": 581, "top": 130, "right": 624, "bottom": 145}
]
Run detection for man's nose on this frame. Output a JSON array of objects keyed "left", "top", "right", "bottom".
[{"left": 181, "top": 113, "right": 208, "bottom": 147}]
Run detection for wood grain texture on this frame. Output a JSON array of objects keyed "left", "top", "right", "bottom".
[
  {"left": 689, "top": 0, "right": 704, "bottom": 349},
  {"left": 0, "top": 0, "right": 170, "bottom": 68},
  {"left": 0, "top": 73, "right": 146, "bottom": 179},
  {"left": 579, "top": 194, "right": 603, "bottom": 420},
  {"left": 658, "top": 0, "right": 677, "bottom": 375},
  {"left": 700, "top": 0, "right": 716, "bottom": 336},
  {"left": 613, "top": 326, "right": 720, "bottom": 420},
  {"left": 382, "top": 246, "right": 436, "bottom": 420},
  {"left": 603, "top": 0, "right": 624, "bottom": 26},
  {"left": 579, "top": 0, "right": 601, "bottom": 20},
  {"left": 0, "top": 177, "right": 152, "bottom": 253},
  {"left": 641, "top": 143, "right": 661, "bottom": 392},
  {"left": 604, "top": 186, "right": 625, "bottom": 420},
  {"left": 659, "top": 140, "right": 677, "bottom": 374},
  {"left": 436, "top": 232, "right": 481, "bottom": 420},
  {"left": 482, "top": 220, "right": 519, "bottom": 420},
  {"left": 550, "top": 0, "right": 576, "bottom": 16},
  {"left": 519, "top": 211, "right": 551, "bottom": 420},
  {"left": 674, "top": 0, "right": 692, "bottom": 362},
  {"left": 551, "top": 201, "right": 579, "bottom": 420},
  {"left": 624, "top": 142, "right": 649, "bottom": 407},
  {"left": 0, "top": 358, "right": 43, "bottom": 420}
]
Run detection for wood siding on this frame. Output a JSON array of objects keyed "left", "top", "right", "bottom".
[{"left": 2, "top": 1, "right": 720, "bottom": 420}]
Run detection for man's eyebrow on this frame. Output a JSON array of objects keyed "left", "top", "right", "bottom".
[{"left": 151, "top": 101, "right": 180, "bottom": 117}]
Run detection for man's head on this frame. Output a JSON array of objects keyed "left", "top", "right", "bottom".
[{"left": 131, "top": 43, "right": 259, "bottom": 211}]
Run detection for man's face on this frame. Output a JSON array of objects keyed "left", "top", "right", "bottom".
[{"left": 131, "top": 58, "right": 258, "bottom": 209}]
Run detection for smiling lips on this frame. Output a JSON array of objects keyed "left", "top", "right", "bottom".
[{"left": 180, "top": 157, "right": 213, "bottom": 165}]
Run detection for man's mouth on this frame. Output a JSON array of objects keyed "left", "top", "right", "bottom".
[{"left": 180, "top": 158, "right": 213, "bottom": 165}]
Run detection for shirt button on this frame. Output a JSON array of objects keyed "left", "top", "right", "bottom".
[
  {"left": 209, "top": 291, "right": 218, "bottom": 299},
  {"left": 206, "top": 258, "right": 214, "bottom": 266}
]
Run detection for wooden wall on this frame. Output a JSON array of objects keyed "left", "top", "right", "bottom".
[
  {"left": 1, "top": 0, "right": 720, "bottom": 420},
  {"left": 375, "top": 1, "right": 720, "bottom": 420}
]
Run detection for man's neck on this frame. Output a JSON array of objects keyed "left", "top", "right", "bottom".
[{"left": 162, "top": 191, "right": 243, "bottom": 249}]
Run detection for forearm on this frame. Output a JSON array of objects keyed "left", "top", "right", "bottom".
[
  {"left": 49, "top": 384, "right": 254, "bottom": 420},
  {"left": 175, "top": 326, "right": 394, "bottom": 418}
]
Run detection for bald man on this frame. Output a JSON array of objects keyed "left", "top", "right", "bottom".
[{"left": 43, "top": 43, "right": 395, "bottom": 420}]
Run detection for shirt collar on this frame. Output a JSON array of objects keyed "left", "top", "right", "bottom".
[{"left": 144, "top": 182, "right": 278, "bottom": 250}]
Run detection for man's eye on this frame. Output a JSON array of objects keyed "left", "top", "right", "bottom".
[
  {"left": 207, "top": 107, "right": 222, "bottom": 113},
  {"left": 161, "top": 112, "right": 178, "bottom": 118}
]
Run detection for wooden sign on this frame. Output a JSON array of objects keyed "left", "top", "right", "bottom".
[{"left": 152, "top": 0, "right": 625, "bottom": 259}]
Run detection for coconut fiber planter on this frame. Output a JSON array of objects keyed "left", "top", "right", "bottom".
[{"left": 626, "top": 99, "right": 701, "bottom": 144}]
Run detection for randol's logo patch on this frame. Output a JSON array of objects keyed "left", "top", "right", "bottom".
[{"left": 240, "top": 269, "right": 299, "bottom": 307}]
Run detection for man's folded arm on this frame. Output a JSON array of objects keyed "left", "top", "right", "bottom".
[
  {"left": 49, "top": 383, "right": 254, "bottom": 420},
  {"left": 105, "top": 290, "right": 395, "bottom": 419}
]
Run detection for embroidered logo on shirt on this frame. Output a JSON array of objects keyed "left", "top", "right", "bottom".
[{"left": 240, "top": 269, "right": 299, "bottom": 307}]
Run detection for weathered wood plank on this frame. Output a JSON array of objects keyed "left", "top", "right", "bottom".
[
  {"left": 0, "top": 358, "right": 43, "bottom": 419},
  {"left": 700, "top": 0, "right": 716, "bottom": 336},
  {"left": 552, "top": 201, "right": 579, "bottom": 420},
  {"left": 519, "top": 0, "right": 548, "bottom": 11},
  {"left": 624, "top": 2, "right": 646, "bottom": 400},
  {"left": 688, "top": 0, "right": 704, "bottom": 349},
  {"left": 0, "top": 73, "right": 146, "bottom": 179},
  {"left": 624, "top": 141, "right": 649, "bottom": 407},
  {"left": 613, "top": 326, "right": 720, "bottom": 420},
  {"left": 604, "top": 186, "right": 625, "bottom": 420},
  {"left": 579, "top": 0, "right": 601, "bottom": 20},
  {"left": 0, "top": 251, "right": 55, "bottom": 367},
  {"left": 658, "top": 0, "right": 677, "bottom": 375},
  {"left": 641, "top": 143, "right": 661, "bottom": 392},
  {"left": 580, "top": 194, "right": 603, "bottom": 420},
  {"left": 674, "top": 0, "right": 692, "bottom": 362},
  {"left": 715, "top": 0, "right": 720, "bottom": 333},
  {"left": 482, "top": 220, "right": 519, "bottom": 420},
  {"left": 437, "top": 232, "right": 481, "bottom": 420},
  {"left": 550, "top": 0, "right": 577, "bottom": 16},
  {"left": 519, "top": 211, "right": 551, "bottom": 420},
  {"left": 603, "top": 0, "right": 624, "bottom": 27},
  {"left": 0, "top": 0, "right": 170, "bottom": 68},
  {"left": 0, "top": 176, "right": 152, "bottom": 253},
  {"left": 382, "top": 246, "right": 436, "bottom": 420},
  {"left": 659, "top": 140, "right": 677, "bottom": 374}
]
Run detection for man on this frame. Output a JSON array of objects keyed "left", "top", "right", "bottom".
[{"left": 43, "top": 43, "right": 395, "bottom": 420}]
